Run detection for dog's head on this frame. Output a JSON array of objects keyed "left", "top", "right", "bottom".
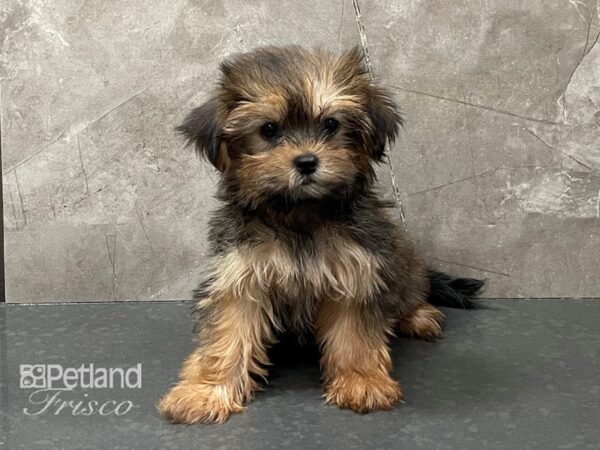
[{"left": 178, "top": 46, "right": 401, "bottom": 209}]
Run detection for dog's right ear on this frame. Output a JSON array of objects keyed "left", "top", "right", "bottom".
[{"left": 176, "top": 98, "right": 229, "bottom": 172}]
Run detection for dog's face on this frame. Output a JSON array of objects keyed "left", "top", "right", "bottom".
[{"left": 179, "top": 46, "right": 401, "bottom": 209}]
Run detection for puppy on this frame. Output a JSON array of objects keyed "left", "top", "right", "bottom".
[{"left": 158, "top": 46, "right": 484, "bottom": 424}]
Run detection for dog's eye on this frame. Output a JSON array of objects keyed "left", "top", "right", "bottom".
[
  {"left": 323, "top": 118, "right": 339, "bottom": 135},
  {"left": 260, "top": 122, "right": 279, "bottom": 139}
]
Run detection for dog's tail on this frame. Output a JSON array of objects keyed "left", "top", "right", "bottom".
[{"left": 427, "top": 270, "right": 485, "bottom": 309}]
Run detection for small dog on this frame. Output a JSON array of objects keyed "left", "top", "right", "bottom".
[{"left": 158, "top": 46, "right": 484, "bottom": 424}]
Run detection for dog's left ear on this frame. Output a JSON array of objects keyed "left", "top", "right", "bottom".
[
  {"left": 176, "top": 98, "right": 230, "bottom": 172},
  {"left": 364, "top": 86, "right": 403, "bottom": 160},
  {"left": 338, "top": 47, "right": 402, "bottom": 159}
]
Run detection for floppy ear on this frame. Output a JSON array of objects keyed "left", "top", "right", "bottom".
[
  {"left": 176, "top": 98, "right": 229, "bottom": 172},
  {"left": 338, "top": 47, "right": 402, "bottom": 159},
  {"left": 365, "top": 86, "right": 403, "bottom": 160}
]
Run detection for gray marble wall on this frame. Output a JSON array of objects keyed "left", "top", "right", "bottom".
[{"left": 1, "top": 0, "right": 598, "bottom": 302}]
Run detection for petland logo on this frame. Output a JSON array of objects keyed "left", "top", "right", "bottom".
[{"left": 19, "top": 363, "right": 142, "bottom": 416}]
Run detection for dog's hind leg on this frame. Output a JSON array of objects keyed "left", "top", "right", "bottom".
[{"left": 397, "top": 303, "right": 445, "bottom": 340}]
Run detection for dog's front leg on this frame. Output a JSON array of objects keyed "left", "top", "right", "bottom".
[
  {"left": 316, "top": 299, "right": 403, "bottom": 413},
  {"left": 158, "top": 291, "right": 275, "bottom": 424}
]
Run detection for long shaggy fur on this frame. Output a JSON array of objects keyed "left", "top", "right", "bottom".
[{"left": 158, "top": 46, "right": 485, "bottom": 424}]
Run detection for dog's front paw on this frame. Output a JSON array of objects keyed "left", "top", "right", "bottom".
[
  {"left": 158, "top": 382, "right": 244, "bottom": 424},
  {"left": 324, "top": 371, "right": 404, "bottom": 413}
]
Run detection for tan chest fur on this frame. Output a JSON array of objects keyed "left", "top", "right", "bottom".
[{"left": 209, "top": 228, "right": 386, "bottom": 307}]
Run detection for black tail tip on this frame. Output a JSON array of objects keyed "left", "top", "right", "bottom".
[{"left": 427, "top": 270, "right": 486, "bottom": 309}]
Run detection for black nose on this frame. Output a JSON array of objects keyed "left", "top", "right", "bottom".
[{"left": 294, "top": 154, "right": 319, "bottom": 175}]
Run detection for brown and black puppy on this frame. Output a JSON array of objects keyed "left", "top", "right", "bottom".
[{"left": 158, "top": 46, "right": 484, "bottom": 424}]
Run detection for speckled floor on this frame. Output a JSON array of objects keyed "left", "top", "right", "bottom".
[{"left": 0, "top": 299, "right": 599, "bottom": 449}]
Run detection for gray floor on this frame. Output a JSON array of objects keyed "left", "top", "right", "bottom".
[{"left": 0, "top": 299, "right": 599, "bottom": 450}]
